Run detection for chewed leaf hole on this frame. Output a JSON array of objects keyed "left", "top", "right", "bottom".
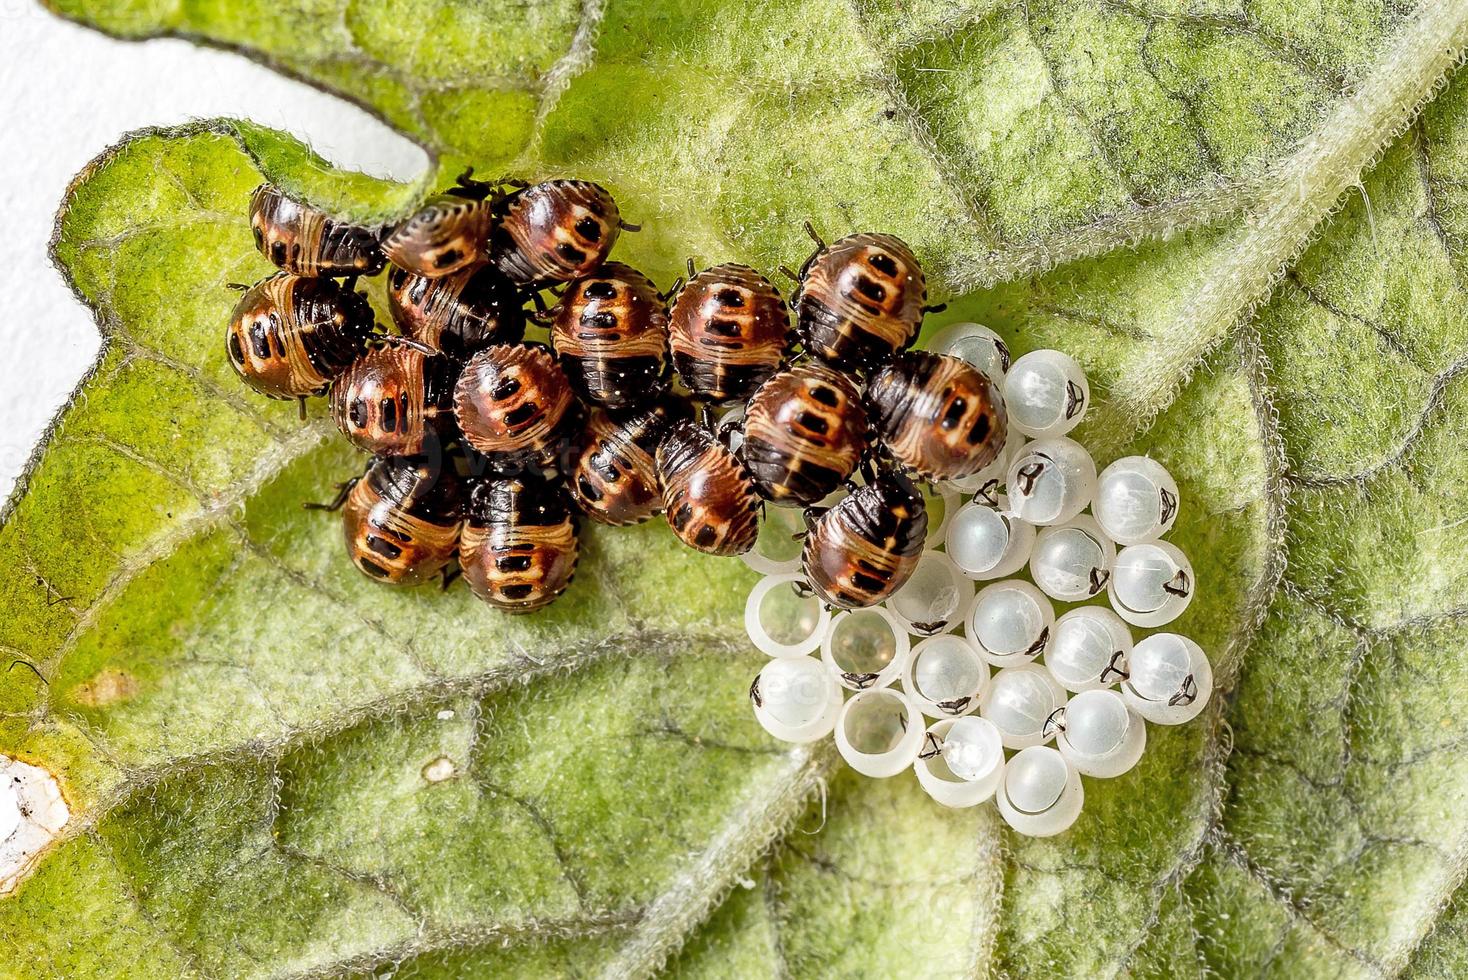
[{"left": 0, "top": 755, "right": 69, "bottom": 897}]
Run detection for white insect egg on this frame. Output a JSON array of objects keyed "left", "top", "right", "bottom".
[
  {"left": 995, "top": 746, "right": 1084, "bottom": 837},
  {"left": 1045, "top": 606, "right": 1134, "bottom": 692},
  {"left": 740, "top": 503, "right": 804, "bottom": 576},
  {"left": 1108, "top": 541, "right": 1195, "bottom": 627},
  {"left": 904, "top": 633, "right": 989, "bottom": 717},
  {"left": 1093, "top": 455, "right": 1179, "bottom": 545},
  {"left": 1053, "top": 689, "right": 1147, "bottom": 778},
  {"left": 1028, "top": 515, "right": 1116, "bottom": 602},
  {"left": 886, "top": 550, "right": 973, "bottom": 637},
  {"left": 919, "top": 481, "right": 960, "bottom": 544},
  {"left": 937, "top": 715, "right": 1007, "bottom": 783},
  {"left": 966, "top": 581, "right": 1055, "bottom": 668},
  {"left": 927, "top": 321, "right": 1012, "bottom": 384},
  {"left": 1006, "top": 437, "right": 1097, "bottom": 526},
  {"left": 745, "top": 573, "right": 831, "bottom": 658},
  {"left": 1001, "top": 349, "right": 1090, "bottom": 439},
  {"left": 915, "top": 717, "right": 1005, "bottom": 807},
  {"left": 821, "top": 606, "right": 911, "bottom": 691},
  {"left": 749, "top": 657, "right": 843, "bottom": 744},
  {"left": 944, "top": 495, "right": 1035, "bottom": 580},
  {"left": 1123, "top": 633, "right": 1213, "bottom": 725},
  {"left": 946, "top": 429, "right": 1026, "bottom": 498},
  {"left": 980, "top": 662, "right": 1066, "bottom": 749},
  {"left": 835, "top": 688, "right": 925, "bottom": 778},
  {"left": 717, "top": 403, "right": 747, "bottom": 455}
]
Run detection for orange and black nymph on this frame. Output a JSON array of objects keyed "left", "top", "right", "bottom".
[
  {"left": 866, "top": 350, "right": 1007, "bottom": 481},
  {"left": 740, "top": 362, "right": 869, "bottom": 506},
  {"left": 667, "top": 262, "right": 789, "bottom": 404},
  {"left": 792, "top": 228, "right": 928, "bottom": 372},
  {"left": 329, "top": 343, "right": 458, "bottom": 456},
  {"left": 225, "top": 273, "right": 376, "bottom": 402},
  {"left": 657, "top": 419, "right": 761, "bottom": 556},
  {"left": 453, "top": 343, "right": 576, "bottom": 459},
  {"left": 387, "top": 263, "right": 526, "bottom": 360},
  {"left": 249, "top": 184, "right": 385, "bottom": 278},
  {"left": 381, "top": 174, "right": 497, "bottom": 278},
  {"left": 801, "top": 470, "right": 928, "bottom": 609},
  {"left": 459, "top": 475, "right": 579, "bottom": 613},
  {"left": 550, "top": 262, "right": 669, "bottom": 410},
  {"left": 311, "top": 455, "right": 463, "bottom": 586},
  {"left": 490, "top": 179, "right": 629, "bottom": 286},
  {"left": 568, "top": 397, "right": 689, "bottom": 526}
]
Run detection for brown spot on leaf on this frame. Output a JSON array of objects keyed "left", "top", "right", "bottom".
[{"left": 69, "top": 668, "right": 140, "bottom": 707}]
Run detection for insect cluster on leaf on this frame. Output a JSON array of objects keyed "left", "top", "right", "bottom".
[
  {"left": 226, "top": 173, "right": 1007, "bottom": 616},
  {"left": 225, "top": 173, "right": 1215, "bottom": 831}
]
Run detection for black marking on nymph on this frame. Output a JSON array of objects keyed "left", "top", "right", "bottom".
[
  {"left": 365, "top": 534, "right": 402, "bottom": 559},
  {"left": 808, "top": 383, "right": 839, "bottom": 407},
  {"left": 584, "top": 280, "right": 617, "bottom": 299},
  {"left": 488, "top": 376, "right": 521, "bottom": 400},
  {"left": 867, "top": 252, "right": 898, "bottom": 277},
  {"left": 575, "top": 217, "right": 603, "bottom": 241}
]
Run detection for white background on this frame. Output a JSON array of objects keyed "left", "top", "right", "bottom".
[{"left": 0, "top": 6, "right": 425, "bottom": 503}]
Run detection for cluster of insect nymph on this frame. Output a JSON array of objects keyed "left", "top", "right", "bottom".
[{"left": 226, "top": 171, "right": 1210, "bottom": 831}]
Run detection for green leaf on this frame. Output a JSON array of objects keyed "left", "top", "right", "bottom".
[{"left": 5, "top": 1, "right": 1468, "bottom": 976}]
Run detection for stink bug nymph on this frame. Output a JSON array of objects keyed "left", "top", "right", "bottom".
[
  {"left": 381, "top": 173, "right": 496, "bottom": 278},
  {"left": 459, "top": 475, "right": 580, "bottom": 613},
  {"left": 568, "top": 397, "right": 690, "bottom": 526},
  {"left": 801, "top": 469, "right": 928, "bottom": 609},
  {"left": 490, "top": 179, "right": 631, "bottom": 286},
  {"left": 657, "top": 418, "right": 762, "bottom": 556},
  {"left": 309, "top": 455, "right": 463, "bottom": 586},
  {"left": 225, "top": 273, "right": 376, "bottom": 404},
  {"left": 741, "top": 362, "right": 869, "bottom": 506},
  {"left": 668, "top": 262, "right": 790, "bottom": 404},
  {"left": 550, "top": 262, "right": 669, "bottom": 410},
  {"left": 249, "top": 184, "right": 385, "bottom": 277},
  {"left": 387, "top": 263, "right": 527, "bottom": 360},
  {"left": 453, "top": 343, "right": 577, "bottom": 459},
  {"left": 867, "top": 350, "right": 1007, "bottom": 481},
  {"left": 329, "top": 341, "right": 458, "bottom": 456},
  {"left": 792, "top": 226, "right": 929, "bottom": 372}
]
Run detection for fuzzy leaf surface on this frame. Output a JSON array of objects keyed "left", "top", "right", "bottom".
[{"left": 6, "top": 0, "right": 1468, "bottom": 976}]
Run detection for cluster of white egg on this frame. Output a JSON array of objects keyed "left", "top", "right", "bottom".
[{"left": 741, "top": 323, "right": 1213, "bottom": 837}]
